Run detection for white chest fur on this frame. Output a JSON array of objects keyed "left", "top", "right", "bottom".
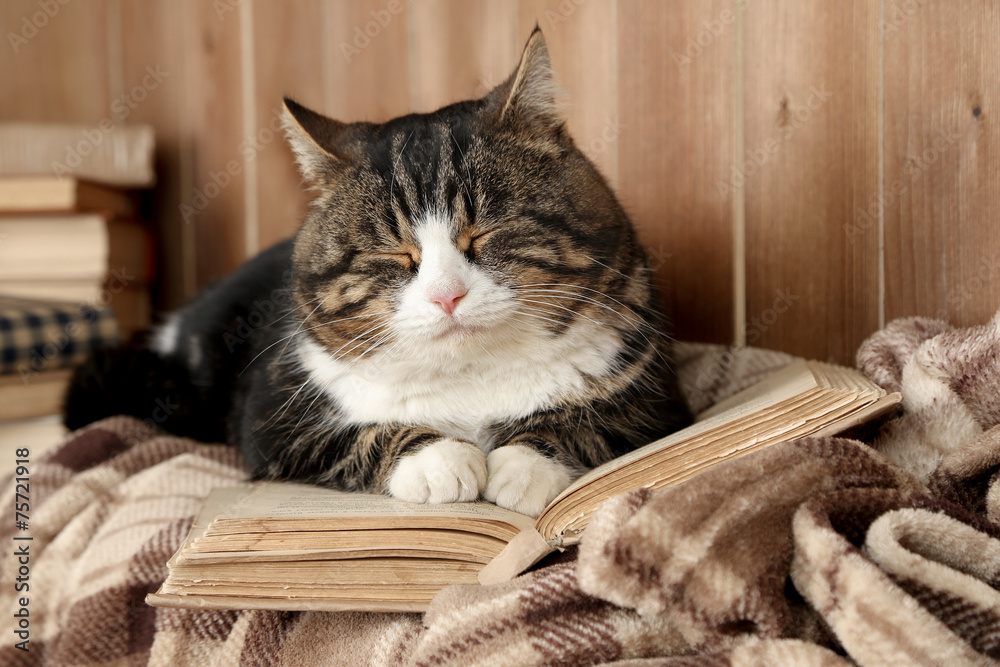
[{"left": 297, "top": 321, "right": 620, "bottom": 450}]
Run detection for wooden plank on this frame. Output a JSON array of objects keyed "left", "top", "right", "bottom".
[
  {"left": 178, "top": 0, "right": 247, "bottom": 289},
  {"left": 883, "top": 0, "right": 1000, "bottom": 328},
  {"left": 251, "top": 0, "right": 325, "bottom": 251},
  {"left": 519, "top": 0, "right": 619, "bottom": 188},
  {"left": 409, "top": 0, "right": 519, "bottom": 113},
  {"left": 616, "top": 0, "right": 735, "bottom": 345},
  {"left": 118, "top": 0, "right": 192, "bottom": 309},
  {"left": 743, "top": 0, "right": 880, "bottom": 364},
  {"left": 322, "top": 0, "right": 412, "bottom": 123},
  {"left": 0, "top": 0, "right": 112, "bottom": 122}
]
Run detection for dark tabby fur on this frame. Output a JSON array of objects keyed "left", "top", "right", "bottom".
[{"left": 65, "top": 29, "right": 690, "bottom": 515}]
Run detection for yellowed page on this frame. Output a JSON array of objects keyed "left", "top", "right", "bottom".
[
  {"left": 217, "top": 482, "right": 533, "bottom": 528},
  {"left": 146, "top": 592, "right": 431, "bottom": 613},
  {"left": 546, "top": 360, "right": 818, "bottom": 508},
  {"left": 532, "top": 360, "right": 895, "bottom": 545}
]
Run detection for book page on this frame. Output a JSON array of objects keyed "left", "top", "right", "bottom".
[
  {"left": 552, "top": 360, "right": 817, "bottom": 499},
  {"left": 533, "top": 359, "right": 895, "bottom": 543},
  {"left": 224, "top": 482, "right": 531, "bottom": 524}
]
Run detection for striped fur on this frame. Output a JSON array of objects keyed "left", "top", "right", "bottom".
[{"left": 130, "top": 29, "right": 690, "bottom": 516}]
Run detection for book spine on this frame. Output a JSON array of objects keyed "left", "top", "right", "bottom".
[{"left": 0, "top": 124, "right": 155, "bottom": 187}]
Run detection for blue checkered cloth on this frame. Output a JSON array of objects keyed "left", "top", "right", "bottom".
[{"left": 0, "top": 296, "right": 119, "bottom": 378}]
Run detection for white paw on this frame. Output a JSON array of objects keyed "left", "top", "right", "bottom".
[
  {"left": 484, "top": 445, "right": 574, "bottom": 517},
  {"left": 387, "top": 438, "right": 487, "bottom": 504}
]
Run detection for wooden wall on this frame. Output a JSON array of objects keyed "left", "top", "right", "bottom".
[{"left": 1, "top": 0, "right": 997, "bottom": 364}]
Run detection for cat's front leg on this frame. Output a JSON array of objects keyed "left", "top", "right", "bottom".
[
  {"left": 484, "top": 433, "right": 583, "bottom": 517},
  {"left": 383, "top": 430, "right": 487, "bottom": 505}
]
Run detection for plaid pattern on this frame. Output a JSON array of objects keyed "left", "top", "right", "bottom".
[
  {"left": 6, "top": 322, "right": 1000, "bottom": 665},
  {"left": 0, "top": 296, "right": 118, "bottom": 377}
]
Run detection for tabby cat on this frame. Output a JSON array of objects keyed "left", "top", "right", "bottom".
[{"left": 64, "top": 29, "right": 690, "bottom": 517}]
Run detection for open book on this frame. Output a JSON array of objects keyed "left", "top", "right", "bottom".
[{"left": 147, "top": 360, "right": 900, "bottom": 612}]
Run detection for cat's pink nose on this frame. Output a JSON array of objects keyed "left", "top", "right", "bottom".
[{"left": 428, "top": 286, "right": 467, "bottom": 315}]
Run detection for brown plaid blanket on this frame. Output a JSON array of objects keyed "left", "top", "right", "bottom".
[{"left": 3, "top": 313, "right": 1000, "bottom": 665}]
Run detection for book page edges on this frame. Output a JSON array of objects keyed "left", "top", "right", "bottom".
[
  {"left": 536, "top": 362, "right": 889, "bottom": 533},
  {"left": 145, "top": 592, "right": 429, "bottom": 613},
  {"left": 807, "top": 391, "right": 901, "bottom": 437},
  {"left": 497, "top": 372, "right": 899, "bottom": 584},
  {"left": 477, "top": 527, "right": 554, "bottom": 586}
]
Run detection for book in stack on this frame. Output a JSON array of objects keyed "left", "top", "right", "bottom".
[
  {"left": 0, "top": 175, "right": 155, "bottom": 336},
  {"left": 148, "top": 359, "right": 901, "bottom": 613},
  {"left": 0, "top": 122, "right": 156, "bottom": 470}
]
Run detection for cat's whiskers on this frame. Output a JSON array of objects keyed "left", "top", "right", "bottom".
[
  {"left": 516, "top": 283, "right": 648, "bottom": 327},
  {"left": 510, "top": 308, "right": 573, "bottom": 331},
  {"left": 389, "top": 131, "right": 414, "bottom": 208},
  {"left": 290, "top": 388, "right": 327, "bottom": 437},
  {"left": 240, "top": 310, "right": 392, "bottom": 376},
  {"left": 515, "top": 297, "right": 605, "bottom": 329},
  {"left": 518, "top": 288, "right": 642, "bottom": 325},
  {"left": 517, "top": 291, "right": 654, "bottom": 342},
  {"left": 513, "top": 304, "right": 576, "bottom": 328},
  {"left": 515, "top": 287, "right": 673, "bottom": 372},
  {"left": 447, "top": 126, "right": 474, "bottom": 201},
  {"left": 348, "top": 329, "right": 399, "bottom": 366},
  {"left": 255, "top": 379, "right": 312, "bottom": 432},
  {"left": 329, "top": 320, "right": 395, "bottom": 361},
  {"left": 277, "top": 297, "right": 330, "bottom": 360},
  {"left": 517, "top": 288, "right": 671, "bottom": 368},
  {"left": 581, "top": 255, "right": 650, "bottom": 285},
  {"left": 264, "top": 293, "right": 327, "bottom": 329},
  {"left": 356, "top": 336, "right": 407, "bottom": 372},
  {"left": 516, "top": 285, "right": 662, "bottom": 344}
]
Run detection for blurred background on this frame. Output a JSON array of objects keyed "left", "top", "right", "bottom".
[{"left": 0, "top": 0, "right": 996, "bottom": 365}]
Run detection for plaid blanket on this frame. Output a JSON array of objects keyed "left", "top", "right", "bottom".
[
  {"left": 0, "top": 296, "right": 118, "bottom": 378},
  {"left": 2, "top": 313, "right": 1000, "bottom": 665}
]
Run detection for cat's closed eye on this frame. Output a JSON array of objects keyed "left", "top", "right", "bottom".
[
  {"left": 459, "top": 230, "right": 494, "bottom": 262},
  {"left": 380, "top": 247, "right": 420, "bottom": 272}
]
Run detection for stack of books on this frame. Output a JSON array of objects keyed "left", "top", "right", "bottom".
[
  {"left": 0, "top": 296, "right": 119, "bottom": 473},
  {"left": 0, "top": 123, "right": 156, "bottom": 471}
]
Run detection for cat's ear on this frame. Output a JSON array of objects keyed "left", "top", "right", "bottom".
[
  {"left": 489, "top": 27, "right": 562, "bottom": 134},
  {"left": 282, "top": 97, "right": 348, "bottom": 185}
]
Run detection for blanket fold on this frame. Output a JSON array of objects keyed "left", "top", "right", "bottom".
[
  {"left": 5, "top": 311, "right": 1000, "bottom": 665},
  {"left": 574, "top": 311, "right": 1000, "bottom": 665}
]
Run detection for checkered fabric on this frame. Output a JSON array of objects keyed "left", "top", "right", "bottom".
[{"left": 0, "top": 296, "right": 118, "bottom": 377}]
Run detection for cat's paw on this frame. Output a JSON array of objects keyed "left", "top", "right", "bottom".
[
  {"left": 484, "top": 445, "right": 574, "bottom": 517},
  {"left": 387, "top": 438, "right": 487, "bottom": 504}
]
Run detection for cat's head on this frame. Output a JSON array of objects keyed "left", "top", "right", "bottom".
[{"left": 282, "top": 28, "right": 654, "bottom": 370}]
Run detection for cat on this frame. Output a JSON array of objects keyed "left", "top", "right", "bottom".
[{"left": 64, "top": 28, "right": 691, "bottom": 518}]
